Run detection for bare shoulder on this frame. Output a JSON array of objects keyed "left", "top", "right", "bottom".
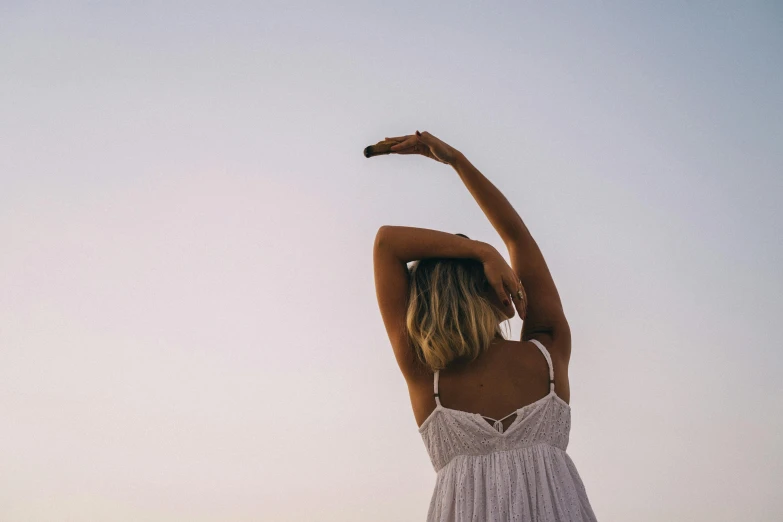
[
  {"left": 523, "top": 327, "right": 572, "bottom": 404},
  {"left": 522, "top": 320, "right": 571, "bottom": 362}
]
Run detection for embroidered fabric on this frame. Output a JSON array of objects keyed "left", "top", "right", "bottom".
[{"left": 418, "top": 339, "right": 597, "bottom": 521}]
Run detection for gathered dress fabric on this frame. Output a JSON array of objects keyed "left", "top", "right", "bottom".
[{"left": 418, "top": 339, "right": 597, "bottom": 522}]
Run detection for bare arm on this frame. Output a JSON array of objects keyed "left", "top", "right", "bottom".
[
  {"left": 373, "top": 225, "right": 524, "bottom": 380},
  {"left": 379, "top": 130, "right": 570, "bottom": 357},
  {"left": 375, "top": 225, "right": 490, "bottom": 264},
  {"left": 450, "top": 150, "right": 570, "bottom": 354},
  {"left": 450, "top": 151, "right": 527, "bottom": 245}
]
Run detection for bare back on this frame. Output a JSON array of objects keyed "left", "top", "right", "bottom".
[{"left": 409, "top": 335, "right": 571, "bottom": 429}]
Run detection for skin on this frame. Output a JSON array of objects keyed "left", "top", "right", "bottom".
[{"left": 373, "top": 130, "right": 571, "bottom": 430}]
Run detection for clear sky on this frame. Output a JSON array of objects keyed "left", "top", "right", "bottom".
[{"left": 2, "top": 2, "right": 782, "bottom": 521}]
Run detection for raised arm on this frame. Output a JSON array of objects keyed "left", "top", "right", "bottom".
[
  {"left": 373, "top": 226, "right": 523, "bottom": 380},
  {"left": 450, "top": 150, "right": 570, "bottom": 356},
  {"left": 380, "top": 130, "right": 570, "bottom": 359}
]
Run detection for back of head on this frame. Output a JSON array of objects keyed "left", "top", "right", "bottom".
[{"left": 406, "top": 234, "right": 508, "bottom": 372}]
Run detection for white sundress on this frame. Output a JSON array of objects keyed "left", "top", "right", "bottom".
[{"left": 418, "top": 339, "right": 598, "bottom": 521}]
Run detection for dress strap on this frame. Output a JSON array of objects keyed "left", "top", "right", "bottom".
[
  {"left": 433, "top": 370, "right": 441, "bottom": 407},
  {"left": 529, "top": 339, "right": 555, "bottom": 393}
]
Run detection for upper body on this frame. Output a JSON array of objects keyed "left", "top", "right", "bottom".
[
  {"left": 372, "top": 133, "right": 572, "bottom": 432},
  {"left": 411, "top": 335, "right": 569, "bottom": 431},
  {"left": 370, "top": 130, "right": 594, "bottom": 521}
]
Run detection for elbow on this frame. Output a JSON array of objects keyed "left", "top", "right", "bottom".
[{"left": 374, "top": 225, "right": 391, "bottom": 250}]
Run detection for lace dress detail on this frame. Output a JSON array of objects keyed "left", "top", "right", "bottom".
[{"left": 418, "top": 339, "right": 597, "bottom": 521}]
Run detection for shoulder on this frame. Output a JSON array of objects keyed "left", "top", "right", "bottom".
[
  {"left": 523, "top": 322, "right": 571, "bottom": 365},
  {"left": 404, "top": 360, "right": 437, "bottom": 389},
  {"left": 524, "top": 330, "right": 572, "bottom": 403}
]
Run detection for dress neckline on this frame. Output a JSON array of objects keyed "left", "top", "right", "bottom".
[{"left": 418, "top": 389, "right": 570, "bottom": 435}]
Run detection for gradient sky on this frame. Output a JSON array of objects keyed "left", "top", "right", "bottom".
[{"left": 2, "top": 2, "right": 782, "bottom": 521}]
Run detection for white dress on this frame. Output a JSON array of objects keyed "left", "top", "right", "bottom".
[{"left": 418, "top": 339, "right": 597, "bottom": 521}]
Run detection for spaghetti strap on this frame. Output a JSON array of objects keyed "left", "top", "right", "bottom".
[
  {"left": 433, "top": 370, "right": 441, "bottom": 406},
  {"left": 418, "top": 341, "right": 597, "bottom": 520},
  {"left": 529, "top": 339, "right": 556, "bottom": 393}
]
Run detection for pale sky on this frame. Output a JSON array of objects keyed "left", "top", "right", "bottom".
[{"left": 1, "top": 2, "right": 782, "bottom": 521}]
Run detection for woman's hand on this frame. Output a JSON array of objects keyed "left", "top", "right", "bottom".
[
  {"left": 384, "top": 130, "right": 459, "bottom": 166},
  {"left": 478, "top": 243, "right": 528, "bottom": 321}
]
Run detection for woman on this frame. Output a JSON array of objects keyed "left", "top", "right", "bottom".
[{"left": 372, "top": 131, "right": 597, "bottom": 521}]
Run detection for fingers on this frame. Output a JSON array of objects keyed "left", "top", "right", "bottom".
[
  {"left": 504, "top": 275, "right": 527, "bottom": 320},
  {"left": 391, "top": 136, "right": 421, "bottom": 152},
  {"left": 390, "top": 140, "right": 412, "bottom": 151},
  {"left": 416, "top": 130, "right": 433, "bottom": 143},
  {"left": 385, "top": 131, "right": 430, "bottom": 142},
  {"left": 511, "top": 283, "right": 527, "bottom": 320},
  {"left": 485, "top": 273, "right": 507, "bottom": 307},
  {"left": 520, "top": 285, "right": 527, "bottom": 318},
  {"left": 385, "top": 131, "right": 422, "bottom": 141},
  {"left": 492, "top": 281, "right": 510, "bottom": 308},
  {"left": 512, "top": 280, "right": 527, "bottom": 320},
  {"left": 385, "top": 132, "right": 428, "bottom": 153},
  {"left": 502, "top": 279, "right": 518, "bottom": 317}
]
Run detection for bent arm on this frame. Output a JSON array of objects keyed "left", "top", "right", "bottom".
[
  {"left": 373, "top": 225, "right": 495, "bottom": 380},
  {"left": 375, "top": 225, "right": 492, "bottom": 264},
  {"left": 449, "top": 151, "right": 569, "bottom": 350}
]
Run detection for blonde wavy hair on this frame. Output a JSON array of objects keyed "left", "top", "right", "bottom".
[{"left": 406, "top": 234, "right": 511, "bottom": 372}]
